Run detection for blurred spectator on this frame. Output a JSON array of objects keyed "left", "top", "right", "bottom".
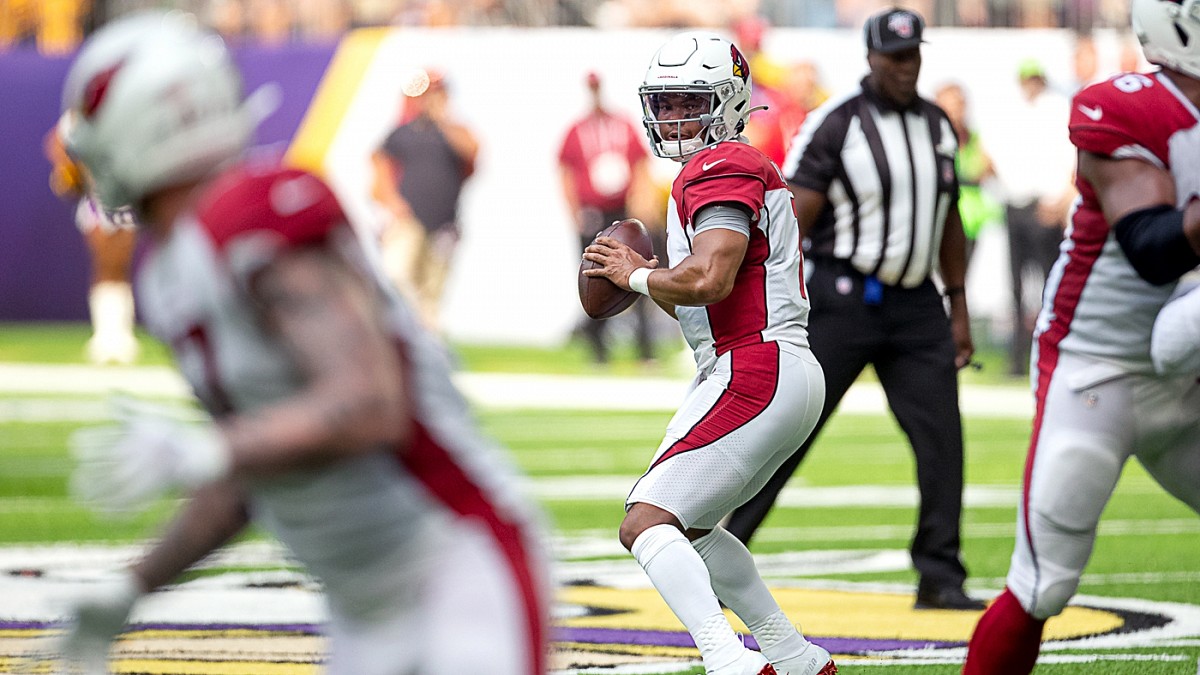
[
  {"left": 558, "top": 71, "right": 654, "bottom": 364},
  {"left": 294, "top": 0, "right": 352, "bottom": 41},
  {"left": 777, "top": 60, "right": 828, "bottom": 162},
  {"left": 1119, "top": 34, "right": 1146, "bottom": 72},
  {"left": 0, "top": 0, "right": 88, "bottom": 53},
  {"left": 1071, "top": 32, "right": 1101, "bottom": 89},
  {"left": 248, "top": 0, "right": 293, "bottom": 44},
  {"left": 372, "top": 69, "right": 479, "bottom": 330},
  {"left": 592, "top": 0, "right": 748, "bottom": 28},
  {"left": 987, "top": 58, "right": 1075, "bottom": 376},
  {"left": 206, "top": 0, "right": 245, "bottom": 42},
  {"left": 2, "top": 0, "right": 1148, "bottom": 41},
  {"left": 934, "top": 81, "right": 1002, "bottom": 269},
  {"left": 734, "top": 15, "right": 791, "bottom": 166},
  {"left": 44, "top": 118, "right": 139, "bottom": 365}
]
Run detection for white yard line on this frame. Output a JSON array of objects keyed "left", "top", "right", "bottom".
[{"left": 0, "top": 363, "right": 1035, "bottom": 417}]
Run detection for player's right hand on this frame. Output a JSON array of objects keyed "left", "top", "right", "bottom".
[
  {"left": 68, "top": 397, "right": 231, "bottom": 515},
  {"left": 57, "top": 570, "right": 143, "bottom": 674}
]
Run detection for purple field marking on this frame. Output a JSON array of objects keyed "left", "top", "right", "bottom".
[
  {"left": 3, "top": 620, "right": 960, "bottom": 653},
  {"left": 553, "top": 627, "right": 962, "bottom": 654}
]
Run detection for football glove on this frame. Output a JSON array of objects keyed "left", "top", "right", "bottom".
[
  {"left": 57, "top": 570, "right": 143, "bottom": 675},
  {"left": 69, "top": 396, "right": 231, "bottom": 515}
]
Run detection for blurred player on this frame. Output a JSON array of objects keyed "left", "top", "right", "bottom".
[
  {"left": 584, "top": 32, "right": 835, "bottom": 675},
  {"left": 44, "top": 119, "right": 139, "bottom": 365},
  {"left": 53, "top": 12, "right": 547, "bottom": 675},
  {"left": 962, "top": 0, "right": 1200, "bottom": 672}
]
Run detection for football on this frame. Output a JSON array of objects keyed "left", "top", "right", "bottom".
[{"left": 578, "top": 218, "right": 655, "bottom": 320}]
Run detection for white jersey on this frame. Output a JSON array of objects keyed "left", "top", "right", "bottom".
[
  {"left": 667, "top": 140, "right": 810, "bottom": 374},
  {"left": 136, "top": 162, "right": 546, "bottom": 668},
  {"left": 1037, "top": 71, "right": 1200, "bottom": 375}
]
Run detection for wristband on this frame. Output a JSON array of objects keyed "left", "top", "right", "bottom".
[
  {"left": 943, "top": 286, "right": 965, "bottom": 298},
  {"left": 628, "top": 268, "right": 653, "bottom": 296}
]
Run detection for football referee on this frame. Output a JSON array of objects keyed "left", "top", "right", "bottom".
[{"left": 726, "top": 6, "right": 982, "bottom": 610}]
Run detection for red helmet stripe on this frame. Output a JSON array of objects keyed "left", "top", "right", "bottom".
[{"left": 81, "top": 61, "right": 125, "bottom": 119}]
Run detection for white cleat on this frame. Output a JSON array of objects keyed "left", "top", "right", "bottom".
[
  {"left": 774, "top": 642, "right": 837, "bottom": 675},
  {"left": 86, "top": 332, "right": 140, "bottom": 366},
  {"left": 710, "top": 649, "right": 777, "bottom": 675}
]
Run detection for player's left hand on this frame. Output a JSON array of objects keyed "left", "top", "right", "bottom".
[
  {"left": 69, "top": 397, "right": 232, "bottom": 515},
  {"left": 583, "top": 236, "right": 659, "bottom": 291}
]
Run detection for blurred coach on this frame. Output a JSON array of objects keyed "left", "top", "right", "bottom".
[{"left": 725, "top": 6, "right": 981, "bottom": 610}]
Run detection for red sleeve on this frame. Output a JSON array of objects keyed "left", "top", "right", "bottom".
[
  {"left": 678, "top": 142, "right": 776, "bottom": 223},
  {"left": 195, "top": 163, "right": 348, "bottom": 285}
]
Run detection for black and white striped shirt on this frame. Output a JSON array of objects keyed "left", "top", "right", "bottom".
[{"left": 782, "top": 77, "right": 959, "bottom": 288}]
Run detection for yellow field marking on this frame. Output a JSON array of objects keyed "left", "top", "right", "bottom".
[
  {"left": 558, "top": 585, "right": 1123, "bottom": 641},
  {"left": 283, "top": 28, "right": 389, "bottom": 176},
  {"left": 111, "top": 660, "right": 318, "bottom": 674}
]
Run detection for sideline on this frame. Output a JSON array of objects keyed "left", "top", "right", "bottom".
[{"left": 0, "top": 363, "right": 1034, "bottom": 417}]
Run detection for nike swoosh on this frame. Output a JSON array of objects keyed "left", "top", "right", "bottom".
[
  {"left": 702, "top": 158, "right": 727, "bottom": 171},
  {"left": 270, "top": 176, "right": 320, "bottom": 216},
  {"left": 1078, "top": 104, "right": 1103, "bottom": 122}
]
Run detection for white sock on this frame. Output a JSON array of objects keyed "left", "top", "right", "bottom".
[
  {"left": 89, "top": 281, "right": 135, "bottom": 340},
  {"left": 632, "top": 524, "right": 746, "bottom": 670},
  {"left": 87, "top": 281, "right": 138, "bottom": 364},
  {"left": 693, "top": 527, "right": 811, "bottom": 663}
]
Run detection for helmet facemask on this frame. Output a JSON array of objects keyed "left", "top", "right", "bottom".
[{"left": 640, "top": 89, "right": 716, "bottom": 160}]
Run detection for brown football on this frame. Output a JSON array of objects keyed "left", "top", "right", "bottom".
[{"left": 578, "top": 218, "right": 655, "bottom": 320}]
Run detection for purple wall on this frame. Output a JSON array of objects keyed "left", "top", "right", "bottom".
[{"left": 0, "top": 42, "right": 336, "bottom": 321}]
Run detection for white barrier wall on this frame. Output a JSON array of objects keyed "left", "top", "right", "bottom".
[{"left": 319, "top": 27, "right": 1140, "bottom": 346}]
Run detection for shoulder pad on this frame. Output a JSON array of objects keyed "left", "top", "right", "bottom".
[
  {"left": 681, "top": 142, "right": 782, "bottom": 187},
  {"left": 195, "top": 163, "right": 346, "bottom": 253}
]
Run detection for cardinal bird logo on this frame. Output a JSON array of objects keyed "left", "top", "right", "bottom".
[{"left": 730, "top": 45, "right": 750, "bottom": 83}]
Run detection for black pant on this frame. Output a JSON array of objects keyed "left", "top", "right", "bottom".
[
  {"left": 726, "top": 259, "right": 969, "bottom": 588},
  {"left": 1006, "top": 202, "right": 1063, "bottom": 376},
  {"left": 577, "top": 207, "right": 655, "bottom": 362}
]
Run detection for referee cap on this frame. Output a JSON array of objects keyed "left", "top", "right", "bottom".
[{"left": 864, "top": 7, "right": 927, "bottom": 53}]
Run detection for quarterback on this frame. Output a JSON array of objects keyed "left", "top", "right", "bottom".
[
  {"left": 584, "top": 32, "right": 836, "bottom": 675},
  {"left": 54, "top": 12, "right": 547, "bottom": 675},
  {"left": 963, "top": 0, "right": 1200, "bottom": 672}
]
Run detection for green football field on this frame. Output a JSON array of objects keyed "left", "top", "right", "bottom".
[{"left": 1, "top": 323, "right": 1198, "bottom": 674}]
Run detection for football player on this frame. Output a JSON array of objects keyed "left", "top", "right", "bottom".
[
  {"left": 44, "top": 118, "right": 139, "bottom": 365},
  {"left": 962, "top": 0, "right": 1200, "bottom": 672},
  {"left": 583, "top": 33, "right": 836, "bottom": 675},
  {"left": 54, "top": 12, "right": 547, "bottom": 675}
]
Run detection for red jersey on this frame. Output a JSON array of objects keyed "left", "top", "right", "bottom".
[{"left": 1038, "top": 71, "right": 1200, "bottom": 374}]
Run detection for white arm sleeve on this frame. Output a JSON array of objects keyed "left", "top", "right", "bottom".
[
  {"left": 1151, "top": 283, "right": 1200, "bottom": 375},
  {"left": 693, "top": 204, "right": 751, "bottom": 238}
]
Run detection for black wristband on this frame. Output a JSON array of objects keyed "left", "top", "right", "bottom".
[{"left": 943, "top": 286, "right": 965, "bottom": 298}]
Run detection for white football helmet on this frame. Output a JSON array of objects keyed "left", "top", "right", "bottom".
[
  {"left": 1132, "top": 0, "right": 1200, "bottom": 79},
  {"left": 639, "top": 32, "right": 754, "bottom": 161},
  {"left": 60, "top": 11, "right": 277, "bottom": 211}
]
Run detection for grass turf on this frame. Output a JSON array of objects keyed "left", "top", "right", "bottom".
[{"left": 1, "top": 322, "right": 1198, "bottom": 673}]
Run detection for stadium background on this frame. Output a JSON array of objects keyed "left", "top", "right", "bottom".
[{"left": 0, "top": 19, "right": 1138, "bottom": 346}]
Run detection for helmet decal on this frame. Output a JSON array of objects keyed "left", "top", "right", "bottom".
[
  {"left": 81, "top": 61, "right": 124, "bottom": 119},
  {"left": 730, "top": 44, "right": 750, "bottom": 83},
  {"left": 888, "top": 12, "right": 917, "bottom": 38}
]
